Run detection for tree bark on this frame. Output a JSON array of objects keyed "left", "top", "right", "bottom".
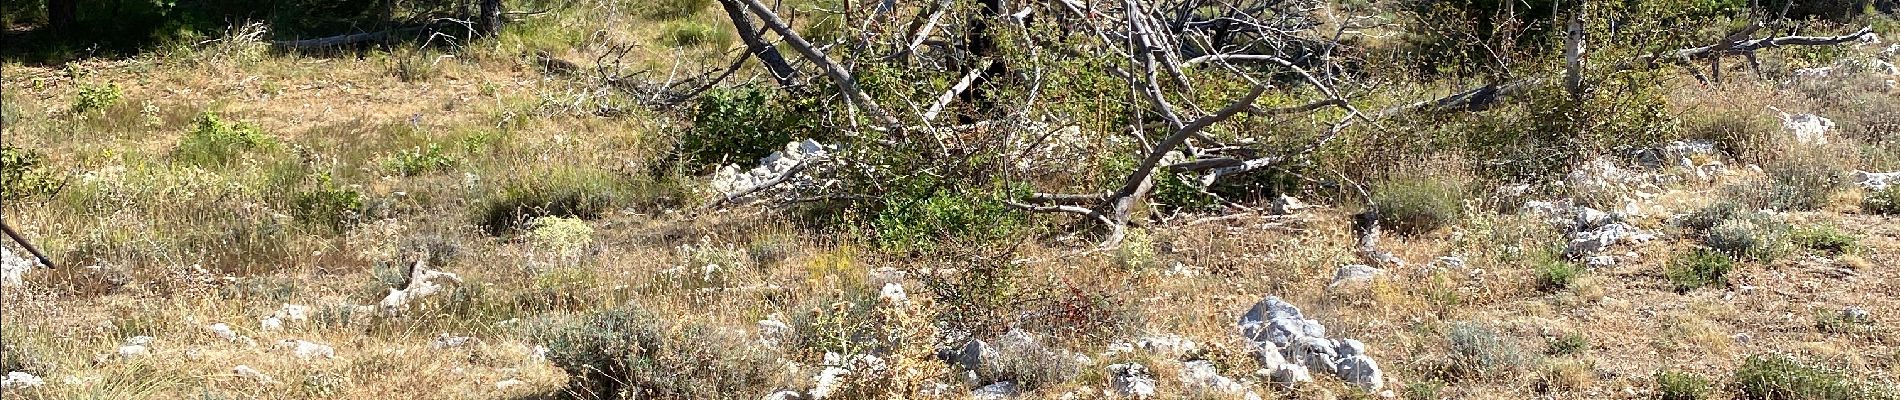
[
  {"left": 478, "top": 0, "right": 504, "bottom": 36},
  {"left": 717, "top": 0, "right": 801, "bottom": 89},
  {"left": 47, "top": 0, "right": 77, "bottom": 33},
  {"left": 956, "top": 0, "right": 1006, "bottom": 124}
]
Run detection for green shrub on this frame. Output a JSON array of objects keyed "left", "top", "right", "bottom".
[
  {"left": 1, "top": 145, "right": 61, "bottom": 199},
  {"left": 1733, "top": 152, "right": 1848, "bottom": 211},
  {"left": 1814, "top": 309, "right": 1877, "bottom": 336},
  {"left": 475, "top": 169, "right": 627, "bottom": 235},
  {"left": 1703, "top": 215, "right": 1791, "bottom": 262},
  {"left": 526, "top": 306, "right": 784, "bottom": 399},
  {"left": 174, "top": 112, "right": 276, "bottom": 167},
  {"left": 1665, "top": 249, "right": 1734, "bottom": 292},
  {"left": 1446, "top": 322, "right": 1533, "bottom": 379},
  {"left": 1655, "top": 369, "right": 1712, "bottom": 400},
  {"left": 1680, "top": 201, "right": 1743, "bottom": 232},
  {"left": 679, "top": 85, "right": 818, "bottom": 171},
  {"left": 636, "top": 0, "right": 712, "bottom": 20},
  {"left": 1535, "top": 255, "right": 1579, "bottom": 292},
  {"left": 1545, "top": 332, "right": 1587, "bottom": 356},
  {"left": 1404, "top": 381, "right": 1447, "bottom": 400},
  {"left": 1373, "top": 176, "right": 1466, "bottom": 236},
  {"left": 660, "top": 21, "right": 729, "bottom": 48},
  {"left": 383, "top": 143, "right": 457, "bottom": 176},
  {"left": 872, "top": 188, "right": 1022, "bottom": 252},
  {"left": 1865, "top": 186, "right": 1900, "bottom": 215},
  {"left": 1791, "top": 225, "right": 1858, "bottom": 255},
  {"left": 1732, "top": 354, "right": 1897, "bottom": 400},
  {"left": 71, "top": 83, "right": 122, "bottom": 114},
  {"left": 291, "top": 173, "right": 364, "bottom": 234}
]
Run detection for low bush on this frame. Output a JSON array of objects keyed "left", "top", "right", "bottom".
[
  {"left": 1535, "top": 255, "right": 1580, "bottom": 292},
  {"left": 871, "top": 187, "right": 1022, "bottom": 253},
  {"left": 383, "top": 143, "right": 457, "bottom": 176},
  {"left": 1, "top": 145, "right": 61, "bottom": 199},
  {"left": 1373, "top": 176, "right": 1466, "bottom": 236},
  {"left": 475, "top": 168, "right": 627, "bottom": 235},
  {"left": 527, "top": 306, "right": 785, "bottom": 399},
  {"left": 1732, "top": 150, "right": 1848, "bottom": 211},
  {"left": 1446, "top": 322, "right": 1533, "bottom": 380},
  {"left": 1654, "top": 369, "right": 1712, "bottom": 400},
  {"left": 1679, "top": 201, "right": 1743, "bottom": 232},
  {"left": 1791, "top": 225, "right": 1858, "bottom": 255},
  {"left": 290, "top": 173, "right": 365, "bottom": 235},
  {"left": 174, "top": 111, "right": 276, "bottom": 167},
  {"left": 661, "top": 21, "right": 729, "bottom": 48},
  {"left": 1665, "top": 249, "right": 1734, "bottom": 292},
  {"left": 1865, "top": 185, "right": 1900, "bottom": 215},
  {"left": 678, "top": 85, "right": 819, "bottom": 171},
  {"left": 1814, "top": 309, "right": 1877, "bottom": 335},
  {"left": 1703, "top": 214, "right": 1791, "bottom": 262},
  {"left": 637, "top": 0, "right": 712, "bottom": 20},
  {"left": 1732, "top": 354, "right": 1897, "bottom": 400},
  {"left": 71, "top": 83, "right": 122, "bottom": 114},
  {"left": 1545, "top": 332, "right": 1587, "bottom": 356}
]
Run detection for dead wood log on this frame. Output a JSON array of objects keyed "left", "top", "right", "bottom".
[
  {"left": 717, "top": 0, "right": 802, "bottom": 89},
  {"left": 737, "top": 0, "right": 903, "bottom": 133}
]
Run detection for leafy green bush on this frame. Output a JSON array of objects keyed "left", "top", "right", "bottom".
[
  {"left": 637, "top": 0, "right": 712, "bottom": 20},
  {"left": 1791, "top": 225, "right": 1858, "bottom": 255},
  {"left": 1, "top": 145, "right": 61, "bottom": 199},
  {"left": 872, "top": 188, "right": 1022, "bottom": 252},
  {"left": 1865, "top": 186, "right": 1900, "bottom": 215},
  {"left": 679, "top": 85, "right": 818, "bottom": 171},
  {"left": 475, "top": 169, "right": 627, "bottom": 235},
  {"left": 174, "top": 112, "right": 276, "bottom": 167},
  {"left": 1665, "top": 249, "right": 1734, "bottom": 293},
  {"left": 1733, "top": 152, "right": 1848, "bottom": 211},
  {"left": 1446, "top": 322, "right": 1533, "bottom": 380},
  {"left": 1655, "top": 369, "right": 1712, "bottom": 400},
  {"left": 1545, "top": 332, "right": 1587, "bottom": 356},
  {"left": 1535, "top": 255, "right": 1579, "bottom": 292},
  {"left": 291, "top": 173, "right": 364, "bottom": 234},
  {"left": 526, "top": 306, "right": 784, "bottom": 399},
  {"left": 1704, "top": 215, "right": 1791, "bottom": 262},
  {"left": 1814, "top": 309, "right": 1877, "bottom": 336},
  {"left": 1680, "top": 201, "right": 1743, "bottom": 232},
  {"left": 1732, "top": 354, "right": 1897, "bottom": 400},
  {"left": 660, "top": 21, "right": 729, "bottom": 48},
  {"left": 384, "top": 143, "right": 457, "bottom": 176},
  {"left": 71, "top": 83, "right": 122, "bottom": 114},
  {"left": 1373, "top": 176, "right": 1466, "bottom": 236}
]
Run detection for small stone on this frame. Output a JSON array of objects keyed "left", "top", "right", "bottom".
[
  {"left": 124, "top": 336, "right": 155, "bottom": 346},
  {"left": 1779, "top": 112, "right": 1834, "bottom": 145},
  {"left": 259, "top": 316, "right": 284, "bottom": 331},
  {"left": 1107, "top": 363, "right": 1157, "bottom": 398},
  {"left": 973, "top": 381, "right": 1020, "bottom": 399},
  {"left": 1, "top": 371, "right": 45, "bottom": 389},
  {"left": 1266, "top": 364, "right": 1313, "bottom": 387},
  {"left": 878, "top": 282, "right": 908, "bottom": 305},
  {"left": 1586, "top": 255, "right": 1617, "bottom": 268},
  {"left": 495, "top": 378, "right": 525, "bottom": 390},
  {"left": 758, "top": 318, "right": 793, "bottom": 346},
  {"left": 1180, "top": 360, "right": 1246, "bottom": 394},
  {"left": 1843, "top": 306, "right": 1872, "bottom": 323},
  {"left": 1336, "top": 355, "right": 1385, "bottom": 391},
  {"left": 233, "top": 365, "right": 274, "bottom": 385},
  {"left": 272, "top": 304, "right": 310, "bottom": 322},
  {"left": 206, "top": 323, "right": 238, "bottom": 341},
  {"left": 762, "top": 389, "right": 806, "bottom": 400},
  {"left": 1327, "top": 264, "right": 1383, "bottom": 290},
  {"left": 277, "top": 340, "right": 335, "bottom": 360},
  {"left": 432, "top": 334, "right": 475, "bottom": 349},
  {"left": 118, "top": 345, "right": 150, "bottom": 359}
]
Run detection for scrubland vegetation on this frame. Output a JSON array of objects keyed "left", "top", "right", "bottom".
[{"left": 2, "top": 0, "right": 1899, "bottom": 398}]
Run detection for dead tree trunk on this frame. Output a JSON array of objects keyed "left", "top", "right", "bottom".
[
  {"left": 956, "top": 0, "right": 1007, "bottom": 124},
  {"left": 718, "top": 0, "right": 802, "bottom": 89},
  {"left": 48, "top": 0, "right": 77, "bottom": 34},
  {"left": 478, "top": 0, "right": 504, "bottom": 36}
]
